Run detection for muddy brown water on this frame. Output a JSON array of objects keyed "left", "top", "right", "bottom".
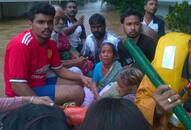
[{"left": 0, "top": 1, "right": 124, "bottom": 96}]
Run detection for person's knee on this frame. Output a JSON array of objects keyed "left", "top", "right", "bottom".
[
  {"left": 70, "top": 85, "right": 85, "bottom": 106},
  {"left": 55, "top": 84, "right": 84, "bottom": 106}
]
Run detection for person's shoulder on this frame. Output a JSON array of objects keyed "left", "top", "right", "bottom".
[
  {"left": 86, "top": 33, "right": 94, "bottom": 39},
  {"left": 153, "top": 15, "right": 164, "bottom": 23},
  {"left": 63, "top": 15, "right": 70, "bottom": 24},
  {"left": 140, "top": 34, "right": 156, "bottom": 49},
  {"left": 117, "top": 40, "right": 125, "bottom": 50},
  {"left": 8, "top": 29, "right": 33, "bottom": 47},
  {"left": 107, "top": 32, "right": 121, "bottom": 40},
  {"left": 114, "top": 60, "right": 122, "bottom": 67},
  {"left": 105, "top": 32, "right": 122, "bottom": 48},
  {"left": 85, "top": 34, "right": 94, "bottom": 43},
  {"left": 140, "top": 34, "right": 155, "bottom": 43},
  {"left": 95, "top": 61, "right": 102, "bottom": 68}
]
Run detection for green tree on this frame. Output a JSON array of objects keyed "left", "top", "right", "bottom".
[
  {"left": 103, "top": 0, "right": 145, "bottom": 14},
  {"left": 165, "top": 1, "right": 191, "bottom": 34},
  {"left": 76, "top": 0, "right": 85, "bottom": 6}
]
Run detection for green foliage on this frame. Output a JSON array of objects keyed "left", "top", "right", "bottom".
[
  {"left": 76, "top": 0, "right": 85, "bottom": 6},
  {"left": 103, "top": 0, "right": 145, "bottom": 14},
  {"left": 165, "top": 1, "right": 191, "bottom": 34}
]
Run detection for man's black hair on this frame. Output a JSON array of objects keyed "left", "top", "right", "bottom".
[
  {"left": 101, "top": 42, "right": 117, "bottom": 57},
  {"left": 120, "top": 9, "right": 142, "bottom": 24},
  {"left": 65, "top": 0, "right": 77, "bottom": 8},
  {"left": 80, "top": 98, "right": 150, "bottom": 130},
  {"left": 2, "top": 104, "right": 69, "bottom": 130},
  {"left": 26, "top": 2, "right": 55, "bottom": 21},
  {"left": 144, "top": 0, "right": 158, "bottom": 5},
  {"left": 89, "top": 13, "right": 106, "bottom": 26}
]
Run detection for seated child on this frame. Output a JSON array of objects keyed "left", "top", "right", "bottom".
[{"left": 91, "top": 67, "right": 143, "bottom": 102}]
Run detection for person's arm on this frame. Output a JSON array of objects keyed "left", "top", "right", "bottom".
[
  {"left": 154, "top": 16, "right": 165, "bottom": 37},
  {"left": 89, "top": 82, "right": 100, "bottom": 100},
  {"left": 54, "top": 67, "right": 92, "bottom": 87},
  {"left": 81, "top": 39, "right": 91, "bottom": 57},
  {"left": 147, "top": 37, "right": 156, "bottom": 62},
  {"left": 50, "top": 39, "right": 92, "bottom": 86},
  {"left": 62, "top": 56, "right": 86, "bottom": 68},
  {"left": 11, "top": 82, "right": 36, "bottom": 96},
  {"left": 135, "top": 76, "right": 157, "bottom": 126},
  {"left": 63, "top": 16, "right": 84, "bottom": 36},
  {"left": 0, "top": 96, "right": 54, "bottom": 112},
  {"left": 153, "top": 85, "right": 181, "bottom": 114},
  {"left": 22, "top": 96, "right": 54, "bottom": 106},
  {"left": 0, "top": 97, "right": 23, "bottom": 112},
  {"left": 79, "top": 24, "right": 86, "bottom": 45},
  {"left": 7, "top": 40, "right": 33, "bottom": 96},
  {"left": 158, "top": 19, "right": 165, "bottom": 37}
]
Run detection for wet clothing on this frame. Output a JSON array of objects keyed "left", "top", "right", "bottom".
[
  {"left": 118, "top": 34, "right": 156, "bottom": 67},
  {"left": 4, "top": 29, "right": 62, "bottom": 97}
]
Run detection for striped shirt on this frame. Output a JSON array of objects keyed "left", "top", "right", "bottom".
[{"left": 0, "top": 97, "right": 22, "bottom": 112}]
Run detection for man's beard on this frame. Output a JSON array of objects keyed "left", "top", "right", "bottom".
[
  {"left": 93, "top": 31, "right": 105, "bottom": 39},
  {"left": 127, "top": 32, "right": 140, "bottom": 39},
  {"left": 54, "top": 26, "right": 64, "bottom": 33}
]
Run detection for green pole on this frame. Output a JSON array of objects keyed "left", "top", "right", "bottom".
[{"left": 124, "top": 38, "right": 191, "bottom": 130}]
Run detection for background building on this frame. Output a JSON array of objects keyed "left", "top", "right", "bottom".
[
  {"left": 157, "top": 0, "right": 191, "bottom": 17},
  {"left": 0, "top": 0, "right": 65, "bottom": 19}
]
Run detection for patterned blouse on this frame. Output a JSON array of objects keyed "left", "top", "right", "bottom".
[{"left": 0, "top": 97, "right": 22, "bottom": 112}]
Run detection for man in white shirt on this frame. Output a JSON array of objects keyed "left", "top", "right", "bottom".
[
  {"left": 142, "top": 0, "right": 165, "bottom": 37},
  {"left": 81, "top": 13, "right": 121, "bottom": 63}
]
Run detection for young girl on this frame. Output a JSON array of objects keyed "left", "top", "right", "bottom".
[{"left": 91, "top": 67, "right": 143, "bottom": 102}]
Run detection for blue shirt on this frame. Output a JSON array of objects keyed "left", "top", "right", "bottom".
[{"left": 93, "top": 62, "right": 103, "bottom": 83}]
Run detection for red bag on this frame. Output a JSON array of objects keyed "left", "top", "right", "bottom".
[{"left": 63, "top": 106, "right": 87, "bottom": 126}]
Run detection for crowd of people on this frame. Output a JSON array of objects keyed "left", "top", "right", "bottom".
[{"left": 1, "top": 0, "right": 191, "bottom": 130}]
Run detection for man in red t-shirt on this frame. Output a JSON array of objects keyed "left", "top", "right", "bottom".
[{"left": 4, "top": 3, "right": 92, "bottom": 105}]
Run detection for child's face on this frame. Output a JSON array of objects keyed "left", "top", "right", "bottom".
[
  {"left": 100, "top": 44, "right": 114, "bottom": 65},
  {"left": 117, "top": 78, "right": 130, "bottom": 97}
]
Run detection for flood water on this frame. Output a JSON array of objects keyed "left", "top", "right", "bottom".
[{"left": 0, "top": 1, "right": 123, "bottom": 94}]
